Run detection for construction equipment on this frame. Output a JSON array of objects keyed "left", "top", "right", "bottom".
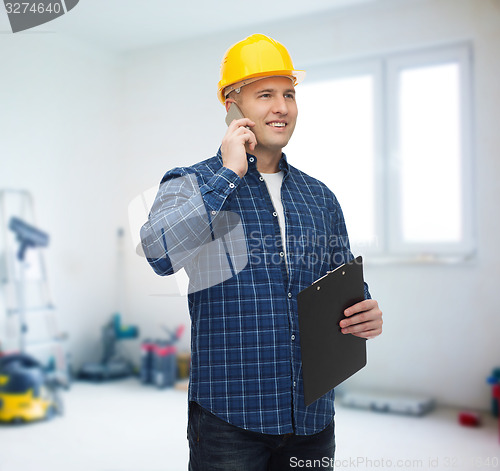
[
  {"left": 9, "top": 217, "right": 49, "bottom": 262},
  {"left": 78, "top": 313, "right": 139, "bottom": 381},
  {"left": 0, "top": 352, "right": 67, "bottom": 423},
  {"left": 140, "top": 324, "right": 185, "bottom": 389},
  {"left": 0, "top": 189, "right": 70, "bottom": 382},
  {"left": 340, "top": 390, "right": 435, "bottom": 417}
]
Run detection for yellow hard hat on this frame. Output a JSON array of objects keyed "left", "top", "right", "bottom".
[{"left": 217, "top": 34, "right": 306, "bottom": 104}]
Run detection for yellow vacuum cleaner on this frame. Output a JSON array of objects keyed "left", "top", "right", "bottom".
[{"left": 0, "top": 353, "right": 65, "bottom": 424}]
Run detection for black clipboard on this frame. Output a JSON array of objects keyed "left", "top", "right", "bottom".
[{"left": 297, "top": 256, "right": 367, "bottom": 406}]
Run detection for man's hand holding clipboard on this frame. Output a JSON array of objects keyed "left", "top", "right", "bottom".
[{"left": 340, "top": 298, "right": 382, "bottom": 339}]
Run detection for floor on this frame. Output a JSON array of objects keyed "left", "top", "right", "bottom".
[{"left": 0, "top": 379, "right": 498, "bottom": 471}]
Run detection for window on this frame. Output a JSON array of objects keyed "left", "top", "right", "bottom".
[{"left": 285, "top": 44, "right": 474, "bottom": 261}]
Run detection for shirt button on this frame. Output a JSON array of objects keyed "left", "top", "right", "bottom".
[
  {"left": 211, "top": 210, "right": 217, "bottom": 215},
  {"left": 291, "top": 335, "right": 295, "bottom": 340},
  {"left": 229, "top": 182, "right": 235, "bottom": 188},
  {"left": 280, "top": 252, "right": 284, "bottom": 257},
  {"left": 249, "top": 157, "right": 255, "bottom": 163},
  {"left": 273, "top": 212, "right": 278, "bottom": 217},
  {"left": 293, "top": 381, "right": 296, "bottom": 388},
  {"left": 259, "top": 176, "right": 264, "bottom": 181},
  {"left": 288, "top": 292, "right": 292, "bottom": 298}
]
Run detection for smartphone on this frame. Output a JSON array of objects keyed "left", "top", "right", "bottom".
[{"left": 225, "top": 103, "right": 245, "bottom": 126}]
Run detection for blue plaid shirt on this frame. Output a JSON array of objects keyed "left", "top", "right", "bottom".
[{"left": 141, "top": 149, "right": 370, "bottom": 435}]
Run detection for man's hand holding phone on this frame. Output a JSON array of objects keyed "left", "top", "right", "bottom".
[{"left": 221, "top": 104, "right": 257, "bottom": 179}]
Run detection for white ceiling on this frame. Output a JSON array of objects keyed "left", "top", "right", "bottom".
[{"left": 1, "top": 0, "right": 383, "bottom": 53}]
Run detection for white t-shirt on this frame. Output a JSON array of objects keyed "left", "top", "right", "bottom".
[{"left": 260, "top": 171, "right": 287, "bottom": 265}]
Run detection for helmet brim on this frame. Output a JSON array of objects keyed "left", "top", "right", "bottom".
[{"left": 218, "top": 69, "right": 306, "bottom": 104}]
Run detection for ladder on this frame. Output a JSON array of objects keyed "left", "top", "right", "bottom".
[{"left": 0, "top": 189, "right": 69, "bottom": 380}]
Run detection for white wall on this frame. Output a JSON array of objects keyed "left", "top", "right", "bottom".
[
  {"left": 122, "top": 0, "right": 500, "bottom": 409},
  {"left": 0, "top": 34, "right": 124, "bottom": 367}
]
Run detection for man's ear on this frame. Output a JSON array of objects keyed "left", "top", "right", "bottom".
[{"left": 225, "top": 98, "right": 238, "bottom": 113}]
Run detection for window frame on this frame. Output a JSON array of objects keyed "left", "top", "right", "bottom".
[{"left": 386, "top": 43, "right": 475, "bottom": 259}]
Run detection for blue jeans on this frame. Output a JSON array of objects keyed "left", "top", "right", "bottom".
[{"left": 188, "top": 401, "right": 335, "bottom": 471}]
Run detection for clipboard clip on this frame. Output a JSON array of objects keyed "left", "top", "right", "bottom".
[
  {"left": 312, "top": 271, "right": 332, "bottom": 285},
  {"left": 311, "top": 265, "right": 348, "bottom": 286}
]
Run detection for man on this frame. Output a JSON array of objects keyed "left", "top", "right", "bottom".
[{"left": 141, "top": 34, "right": 382, "bottom": 470}]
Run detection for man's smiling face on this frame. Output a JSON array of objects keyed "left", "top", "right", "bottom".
[{"left": 234, "top": 76, "right": 298, "bottom": 156}]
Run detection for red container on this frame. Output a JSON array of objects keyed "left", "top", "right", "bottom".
[{"left": 458, "top": 411, "right": 481, "bottom": 427}]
